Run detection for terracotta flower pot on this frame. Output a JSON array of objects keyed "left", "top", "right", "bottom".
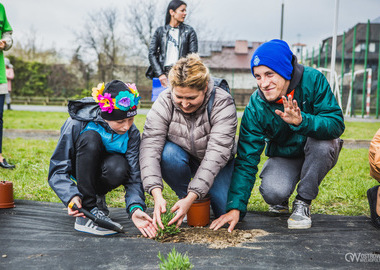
[
  {"left": 187, "top": 196, "right": 210, "bottom": 227},
  {"left": 0, "top": 181, "right": 15, "bottom": 208}
]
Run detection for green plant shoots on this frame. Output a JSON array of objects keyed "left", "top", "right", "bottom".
[
  {"left": 158, "top": 247, "right": 193, "bottom": 270},
  {"left": 155, "top": 211, "right": 181, "bottom": 241}
]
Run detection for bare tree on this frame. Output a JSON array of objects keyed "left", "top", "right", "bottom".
[
  {"left": 10, "top": 26, "right": 61, "bottom": 64},
  {"left": 70, "top": 46, "right": 93, "bottom": 90},
  {"left": 124, "top": 0, "right": 165, "bottom": 64},
  {"left": 76, "top": 8, "right": 126, "bottom": 82}
]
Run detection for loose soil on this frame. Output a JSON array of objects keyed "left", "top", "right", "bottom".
[{"left": 156, "top": 227, "right": 269, "bottom": 249}]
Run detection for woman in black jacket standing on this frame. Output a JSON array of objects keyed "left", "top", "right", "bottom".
[{"left": 146, "top": 0, "right": 198, "bottom": 88}]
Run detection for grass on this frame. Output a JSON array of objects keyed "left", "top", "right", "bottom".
[
  {"left": 4, "top": 110, "right": 69, "bottom": 130},
  {"left": 340, "top": 121, "right": 379, "bottom": 140},
  {"left": 4, "top": 110, "right": 380, "bottom": 140},
  {"left": 1, "top": 110, "right": 379, "bottom": 217}
]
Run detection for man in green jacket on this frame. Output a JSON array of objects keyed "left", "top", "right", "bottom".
[{"left": 210, "top": 39, "right": 344, "bottom": 231}]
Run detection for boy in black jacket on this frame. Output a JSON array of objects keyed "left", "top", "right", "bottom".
[{"left": 48, "top": 80, "right": 156, "bottom": 237}]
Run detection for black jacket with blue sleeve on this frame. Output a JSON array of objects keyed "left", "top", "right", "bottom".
[{"left": 48, "top": 97, "right": 146, "bottom": 215}]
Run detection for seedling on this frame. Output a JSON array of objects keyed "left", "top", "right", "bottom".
[
  {"left": 158, "top": 247, "right": 193, "bottom": 270},
  {"left": 155, "top": 211, "right": 181, "bottom": 241}
]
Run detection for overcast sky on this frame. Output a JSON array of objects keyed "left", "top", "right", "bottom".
[{"left": 2, "top": 0, "right": 380, "bottom": 59}]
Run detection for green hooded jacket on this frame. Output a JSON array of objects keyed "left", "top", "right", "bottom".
[{"left": 226, "top": 60, "right": 345, "bottom": 213}]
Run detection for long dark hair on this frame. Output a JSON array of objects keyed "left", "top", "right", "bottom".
[{"left": 165, "top": 0, "right": 187, "bottom": 25}]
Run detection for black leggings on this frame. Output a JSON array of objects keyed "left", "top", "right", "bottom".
[{"left": 75, "top": 130, "right": 129, "bottom": 211}]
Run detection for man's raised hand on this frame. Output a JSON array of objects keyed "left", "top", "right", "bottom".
[{"left": 275, "top": 95, "right": 302, "bottom": 126}]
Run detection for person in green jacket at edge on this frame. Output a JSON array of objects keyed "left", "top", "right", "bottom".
[{"left": 210, "top": 39, "right": 345, "bottom": 231}]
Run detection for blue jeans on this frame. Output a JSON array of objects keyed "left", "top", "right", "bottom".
[{"left": 160, "top": 141, "right": 234, "bottom": 218}]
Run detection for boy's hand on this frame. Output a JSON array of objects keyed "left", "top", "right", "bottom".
[
  {"left": 67, "top": 196, "right": 85, "bottom": 217},
  {"left": 209, "top": 209, "right": 240, "bottom": 233},
  {"left": 131, "top": 209, "right": 157, "bottom": 238},
  {"left": 275, "top": 95, "right": 302, "bottom": 126}
]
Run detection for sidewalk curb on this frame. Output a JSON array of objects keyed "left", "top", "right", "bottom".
[
  {"left": 4, "top": 129, "right": 60, "bottom": 140},
  {"left": 3, "top": 129, "right": 372, "bottom": 148},
  {"left": 343, "top": 139, "right": 370, "bottom": 148}
]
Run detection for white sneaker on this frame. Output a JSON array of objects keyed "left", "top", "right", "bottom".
[
  {"left": 74, "top": 207, "right": 119, "bottom": 236},
  {"left": 287, "top": 199, "right": 312, "bottom": 229}
]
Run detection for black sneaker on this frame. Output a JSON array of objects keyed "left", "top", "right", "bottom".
[
  {"left": 74, "top": 207, "right": 120, "bottom": 236},
  {"left": 367, "top": 185, "right": 380, "bottom": 229},
  {"left": 287, "top": 199, "right": 312, "bottom": 229},
  {"left": 96, "top": 194, "right": 109, "bottom": 216},
  {"left": 268, "top": 200, "right": 289, "bottom": 214},
  {"left": 0, "top": 159, "right": 15, "bottom": 169}
]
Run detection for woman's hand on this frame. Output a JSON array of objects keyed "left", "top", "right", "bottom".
[
  {"left": 67, "top": 196, "right": 85, "bottom": 217},
  {"left": 168, "top": 192, "right": 198, "bottom": 228},
  {"left": 131, "top": 209, "right": 157, "bottom": 238},
  {"left": 151, "top": 188, "right": 167, "bottom": 230},
  {"left": 159, "top": 74, "right": 168, "bottom": 88}
]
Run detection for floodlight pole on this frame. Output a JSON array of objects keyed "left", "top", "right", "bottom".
[
  {"left": 330, "top": 0, "right": 339, "bottom": 90},
  {"left": 280, "top": 0, "right": 284, "bottom": 40}
]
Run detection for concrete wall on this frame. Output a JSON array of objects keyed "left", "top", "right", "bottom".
[{"left": 209, "top": 68, "right": 257, "bottom": 90}]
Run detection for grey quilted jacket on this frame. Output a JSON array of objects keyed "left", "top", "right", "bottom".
[{"left": 140, "top": 80, "right": 237, "bottom": 199}]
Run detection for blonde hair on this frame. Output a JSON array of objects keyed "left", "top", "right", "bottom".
[{"left": 168, "top": 53, "right": 210, "bottom": 91}]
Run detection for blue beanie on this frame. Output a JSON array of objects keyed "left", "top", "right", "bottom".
[{"left": 251, "top": 39, "right": 293, "bottom": 80}]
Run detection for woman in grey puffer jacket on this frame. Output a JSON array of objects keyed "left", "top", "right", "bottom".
[{"left": 140, "top": 54, "right": 237, "bottom": 229}]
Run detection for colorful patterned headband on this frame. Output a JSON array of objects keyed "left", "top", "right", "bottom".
[{"left": 91, "top": 82, "right": 141, "bottom": 114}]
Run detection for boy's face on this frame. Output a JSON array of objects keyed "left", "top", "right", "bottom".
[
  {"left": 253, "top": 65, "right": 290, "bottom": 102},
  {"left": 105, "top": 117, "right": 134, "bottom": 135}
]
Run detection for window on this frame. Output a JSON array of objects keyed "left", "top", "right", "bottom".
[
  {"left": 355, "top": 42, "right": 376, "bottom": 52},
  {"left": 355, "top": 43, "right": 365, "bottom": 52},
  {"left": 369, "top": 42, "right": 375, "bottom": 52}
]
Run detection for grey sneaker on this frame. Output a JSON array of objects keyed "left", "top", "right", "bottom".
[
  {"left": 96, "top": 194, "right": 109, "bottom": 216},
  {"left": 287, "top": 199, "right": 312, "bottom": 229},
  {"left": 268, "top": 200, "right": 289, "bottom": 214},
  {"left": 74, "top": 207, "right": 120, "bottom": 236}
]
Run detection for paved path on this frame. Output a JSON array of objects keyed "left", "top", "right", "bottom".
[{"left": 5, "top": 104, "right": 151, "bottom": 115}]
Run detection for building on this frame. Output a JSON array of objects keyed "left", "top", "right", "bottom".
[
  {"left": 317, "top": 20, "right": 380, "bottom": 76},
  {"left": 292, "top": 42, "right": 307, "bottom": 63},
  {"left": 199, "top": 40, "right": 263, "bottom": 106},
  {"left": 305, "top": 18, "right": 380, "bottom": 114}
]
